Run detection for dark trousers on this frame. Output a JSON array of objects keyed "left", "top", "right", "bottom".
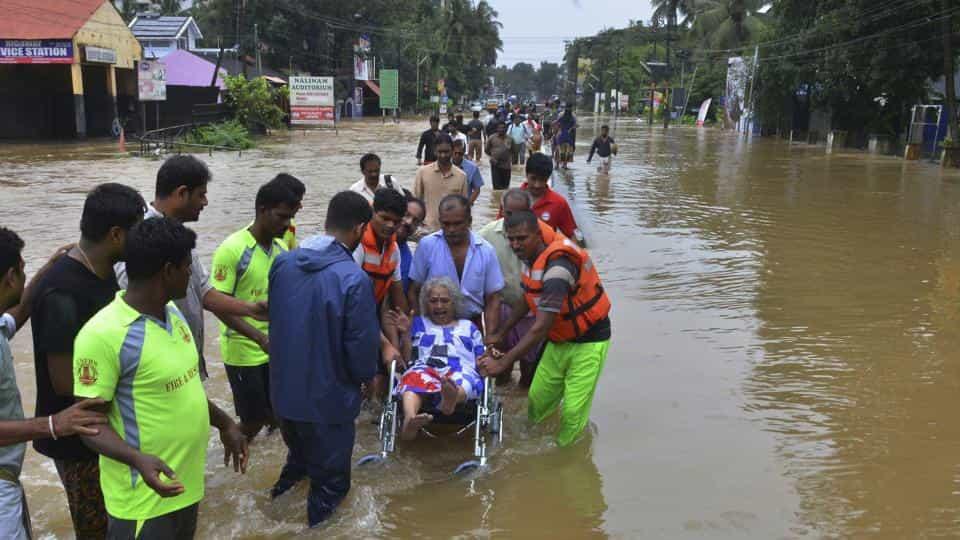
[
  {"left": 107, "top": 503, "right": 197, "bottom": 540},
  {"left": 491, "top": 166, "right": 511, "bottom": 190},
  {"left": 275, "top": 419, "right": 355, "bottom": 527}
]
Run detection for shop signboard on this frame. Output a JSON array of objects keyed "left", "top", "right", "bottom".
[
  {"left": 85, "top": 46, "right": 116, "bottom": 64},
  {"left": 290, "top": 76, "right": 335, "bottom": 126},
  {"left": 0, "top": 39, "right": 73, "bottom": 64}
]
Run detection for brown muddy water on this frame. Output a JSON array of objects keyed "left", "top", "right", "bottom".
[{"left": 4, "top": 117, "right": 960, "bottom": 538}]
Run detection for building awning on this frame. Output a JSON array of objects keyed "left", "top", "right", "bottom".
[{"left": 364, "top": 79, "right": 381, "bottom": 97}]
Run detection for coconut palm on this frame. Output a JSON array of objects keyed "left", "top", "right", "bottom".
[
  {"left": 651, "top": 0, "right": 695, "bottom": 27},
  {"left": 691, "top": 0, "right": 771, "bottom": 49},
  {"left": 157, "top": 0, "right": 185, "bottom": 16}
]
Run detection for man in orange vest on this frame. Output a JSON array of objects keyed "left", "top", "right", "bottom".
[
  {"left": 352, "top": 188, "right": 410, "bottom": 314},
  {"left": 479, "top": 209, "right": 611, "bottom": 447},
  {"left": 353, "top": 188, "right": 409, "bottom": 399}
]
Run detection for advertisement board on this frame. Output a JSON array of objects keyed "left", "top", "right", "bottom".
[
  {"left": 353, "top": 86, "right": 364, "bottom": 118},
  {"left": 290, "top": 76, "right": 335, "bottom": 126},
  {"left": 138, "top": 59, "right": 166, "bottom": 101},
  {"left": 380, "top": 69, "right": 399, "bottom": 109},
  {"left": 353, "top": 34, "right": 373, "bottom": 81},
  {"left": 726, "top": 56, "right": 751, "bottom": 132},
  {"left": 0, "top": 39, "right": 72, "bottom": 64}
]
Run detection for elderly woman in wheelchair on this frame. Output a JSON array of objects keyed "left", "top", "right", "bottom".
[{"left": 386, "top": 275, "right": 493, "bottom": 440}]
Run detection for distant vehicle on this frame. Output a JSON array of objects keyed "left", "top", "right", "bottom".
[
  {"left": 485, "top": 94, "right": 504, "bottom": 112},
  {"left": 470, "top": 101, "right": 483, "bottom": 112}
]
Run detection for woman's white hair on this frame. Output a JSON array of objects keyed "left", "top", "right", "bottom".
[{"left": 419, "top": 276, "right": 467, "bottom": 320}]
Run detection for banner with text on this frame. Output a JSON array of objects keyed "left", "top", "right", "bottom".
[
  {"left": 0, "top": 39, "right": 73, "bottom": 64},
  {"left": 290, "top": 76, "right": 335, "bottom": 126}
]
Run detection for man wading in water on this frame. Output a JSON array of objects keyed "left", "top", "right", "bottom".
[{"left": 479, "top": 210, "right": 612, "bottom": 447}]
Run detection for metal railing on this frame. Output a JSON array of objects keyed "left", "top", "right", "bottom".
[
  {"left": 137, "top": 124, "right": 246, "bottom": 157},
  {"left": 136, "top": 106, "right": 245, "bottom": 157}
]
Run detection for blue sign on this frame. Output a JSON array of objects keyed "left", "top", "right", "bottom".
[{"left": 0, "top": 39, "right": 73, "bottom": 64}]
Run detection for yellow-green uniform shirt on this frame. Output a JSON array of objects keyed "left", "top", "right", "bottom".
[
  {"left": 211, "top": 228, "right": 286, "bottom": 367},
  {"left": 283, "top": 219, "right": 297, "bottom": 250},
  {"left": 73, "top": 292, "right": 209, "bottom": 520}
]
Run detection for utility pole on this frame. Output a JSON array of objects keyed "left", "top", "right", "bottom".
[
  {"left": 663, "top": 10, "right": 674, "bottom": 129},
  {"left": 943, "top": 0, "right": 957, "bottom": 141},
  {"left": 649, "top": 81, "right": 656, "bottom": 126},
  {"left": 254, "top": 23, "right": 261, "bottom": 76},
  {"left": 613, "top": 45, "right": 622, "bottom": 131},
  {"left": 234, "top": 0, "right": 241, "bottom": 57}
]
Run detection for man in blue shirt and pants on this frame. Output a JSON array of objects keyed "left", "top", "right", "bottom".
[
  {"left": 452, "top": 139, "right": 485, "bottom": 205},
  {"left": 268, "top": 191, "right": 380, "bottom": 527}
]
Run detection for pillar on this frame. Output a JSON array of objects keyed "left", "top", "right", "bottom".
[
  {"left": 106, "top": 65, "right": 118, "bottom": 132},
  {"left": 71, "top": 63, "right": 86, "bottom": 137}
]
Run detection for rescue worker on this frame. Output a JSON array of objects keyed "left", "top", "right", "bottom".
[
  {"left": 353, "top": 188, "right": 410, "bottom": 400},
  {"left": 479, "top": 209, "right": 611, "bottom": 447},
  {"left": 353, "top": 188, "right": 409, "bottom": 313}
]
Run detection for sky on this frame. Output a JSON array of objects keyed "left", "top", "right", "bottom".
[{"left": 485, "top": 0, "right": 654, "bottom": 67}]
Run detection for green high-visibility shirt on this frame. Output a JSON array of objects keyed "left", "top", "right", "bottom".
[
  {"left": 211, "top": 228, "right": 286, "bottom": 366},
  {"left": 73, "top": 292, "right": 209, "bottom": 520}
]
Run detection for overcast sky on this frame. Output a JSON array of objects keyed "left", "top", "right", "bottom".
[{"left": 486, "top": 0, "right": 654, "bottom": 67}]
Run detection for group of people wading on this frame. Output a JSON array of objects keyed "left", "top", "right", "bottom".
[{"left": 0, "top": 115, "right": 612, "bottom": 537}]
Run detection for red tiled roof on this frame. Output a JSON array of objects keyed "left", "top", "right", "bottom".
[{"left": 0, "top": 0, "right": 106, "bottom": 40}]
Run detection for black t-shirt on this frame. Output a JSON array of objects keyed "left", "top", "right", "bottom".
[
  {"left": 31, "top": 256, "right": 119, "bottom": 461},
  {"left": 589, "top": 136, "right": 615, "bottom": 159},
  {"left": 467, "top": 119, "right": 485, "bottom": 140},
  {"left": 417, "top": 129, "right": 438, "bottom": 162},
  {"left": 538, "top": 255, "right": 611, "bottom": 343}
]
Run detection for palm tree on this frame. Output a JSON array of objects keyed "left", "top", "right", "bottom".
[
  {"left": 691, "top": 0, "right": 771, "bottom": 49},
  {"left": 651, "top": 0, "right": 695, "bottom": 27},
  {"left": 157, "top": 0, "right": 185, "bottom": 16}
]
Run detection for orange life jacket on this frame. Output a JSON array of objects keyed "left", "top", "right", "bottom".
[
  {"left": 521, "top": 237, "right": 610, "bottom": 342},
  {"left": 538, "top": 219, "right": 560, "bottom": 244},
  {"left": 359, "top": 225, "right": 398, "bottom": 303}
]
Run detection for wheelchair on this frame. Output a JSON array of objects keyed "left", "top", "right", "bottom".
[{"left": 357, "top": 358, "right": 505, "bottom": 474}]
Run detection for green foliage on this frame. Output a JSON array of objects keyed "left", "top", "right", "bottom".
[
  {"left": 222, "top": 75, "right": 286, "bottom": 131},
  {"left": 756, "top": 0, "right": 946, "bottom": 137},
  {"left": 489, "top": 61, "right": 561, "bottom": 98},
  {"left": 185, "top": 120, "right": 255, "bottom": 149},
  {"left": 191, "top": 0, "right": 502, "bottom": 107},
  {"left": 692, "top": 0, "right": 771, "bottom": 49}
]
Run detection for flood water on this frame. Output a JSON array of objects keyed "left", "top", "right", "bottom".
[{"left": 4, "top": 117, "right": 960, "bottom": 538}]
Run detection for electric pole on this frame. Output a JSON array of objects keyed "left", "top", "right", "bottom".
[
  {"left": 664, "top": 10, "right": 673, "bottom": 129},
  {"left": 943, "top": 0, "right": 957, "bottom": 141},
  {"left": 613, "top": 45, "right": 622, "bottom": 131},
  {"left": 254, "top": 23, "right": 261, "bottom": 76}
]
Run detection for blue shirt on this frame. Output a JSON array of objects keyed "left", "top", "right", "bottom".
[
  {"left": 410, "top": 231, "right": 505, "bottom": 318},
  {"left": 457, "top": 159, "right": 484, "bottom": 197},
  {"left": 397, "top": 239, "right": 413, "bottom": 294}
]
